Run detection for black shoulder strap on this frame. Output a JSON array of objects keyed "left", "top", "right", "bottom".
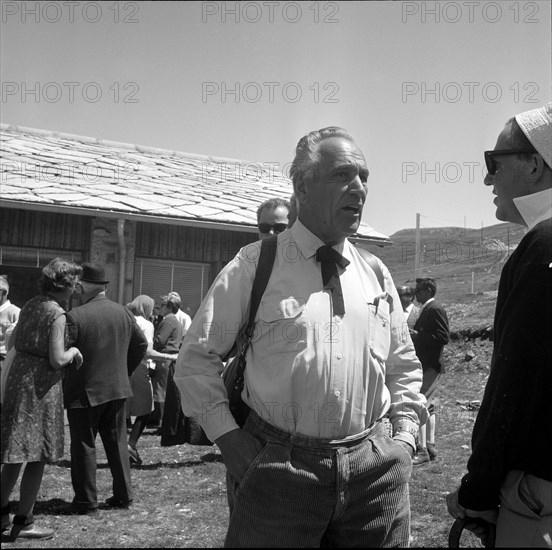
[
  {"left": 357, "top": 247, "right": 385, "bottom": 291},
  {"left": 244, "top": 235, "right": 278, "bottom": 338}
]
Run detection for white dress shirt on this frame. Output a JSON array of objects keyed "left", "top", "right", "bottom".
[
  {"left": 175, "top": 309, "right": 192, "bottom": 340},
  {"left": 174, "top": 220, "right": 425, "bottom": 447}
]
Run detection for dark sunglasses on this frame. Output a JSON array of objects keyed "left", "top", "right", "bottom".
[
  {"left": 484, "top": 149, "right": 536, "bottom": 175},
  {"left": 258, "top": 222, "right": 288, "bottom": 234}
]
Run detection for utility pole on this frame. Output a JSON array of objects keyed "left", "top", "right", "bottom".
[
  {"left": 507, "top": 225, "right": 510, "bottom": 257},
  {"left": 414, "top": 213, "right": 421, "bottom": 280}
]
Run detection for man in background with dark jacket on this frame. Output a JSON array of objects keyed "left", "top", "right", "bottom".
[
  {"left": 60, "top": 263, "right": 147, "bottom": 514},
  {"left": 410, "top": 277, "right": 449, "bottom": 465}
]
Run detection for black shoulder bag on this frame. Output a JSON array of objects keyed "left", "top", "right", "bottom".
[
  {"left": 357, "top": 247, "right": 385, "bottom": 290},
  {"left": 165, "top": 235, "right": 277, "bottom": 447},
  {"left": 222, "top": 234, "right": 278, "bottom": 427}
]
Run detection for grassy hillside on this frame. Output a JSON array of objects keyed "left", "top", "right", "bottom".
[{"left": 367, "top": 221, "right": 526, "bottom": 306}]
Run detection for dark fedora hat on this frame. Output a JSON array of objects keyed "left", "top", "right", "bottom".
[{"left": 80, "top": 262, "right": 109, "bottom": 284}]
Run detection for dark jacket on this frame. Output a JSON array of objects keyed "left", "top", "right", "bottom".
[
  {"left": 459, "top": 219, "right": 552, "bottom": 510},
  {"left": 64, "top": 294, "right": 148, "bottom": 408},
  {"left": 412, "top": 300, "right": 449, "bottom": 373},
  {"left": 153, "top": 313, "right": 182, "bottom": 354}
]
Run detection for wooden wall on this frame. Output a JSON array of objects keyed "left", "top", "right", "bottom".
[
  {"left": 135, "top": 222, "right": 256, "bottom": 282},
  {"left": 1, "top": 208, "right": 90, "bottom": 251}
]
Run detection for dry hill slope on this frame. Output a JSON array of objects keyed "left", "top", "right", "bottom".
[{"left": 371, "top": 221, "right": 526, "bottom": 303}]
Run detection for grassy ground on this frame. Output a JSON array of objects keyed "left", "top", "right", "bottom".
[
  {"left": 1, "top": 336, "right": 493, "bottom": 548},
  {"left": 1, "top": 345, "right": 492, "bottom": 548}
]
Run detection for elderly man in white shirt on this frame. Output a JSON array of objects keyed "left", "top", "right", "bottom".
[
  {"left": 175, "top": 126, "right": 426, "bottom": 548},
  {"left": 0, "top": 276, "right": 20, "bottom": 364}
]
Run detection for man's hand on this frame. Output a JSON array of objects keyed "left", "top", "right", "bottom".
[
  {"left": 73, "top": 349, "right": 83, "bottom": 369},
  {"left": 395, "top": 439, "right": 415, "bottom": 458},
  {"left": 446, "top": 488, "right": 498, "bottom": 544},
  {"left": 446, "top": 489, "right": 498, "bottom": 523},
  {"left": 215, "top": 428, "right": 265, "bottom": 482}
]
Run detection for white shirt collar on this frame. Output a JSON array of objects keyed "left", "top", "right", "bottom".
[
  {"left": 0, "top": 300, "right": 13, "bottom": 314},
  {"left": 418, "top": 297, "right": 434, "bottom": 311},
  {"left": 513, "top": 188, "right": 552, "bottom": 230},
  {"left": 290, "top": 219, "right": 348, "bottom": 260}
]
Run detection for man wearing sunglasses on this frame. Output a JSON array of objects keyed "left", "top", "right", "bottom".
[
  {"left": 447, "top": 104, "right": 552, "bottom": 548},
  {"left": 256, "top": 197, "right": 290, "bottom": 239}
]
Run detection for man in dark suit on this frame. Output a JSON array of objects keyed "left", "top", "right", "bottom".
[
  {"left": 60, "top": 263, "right": 147, "bottom": 514},
  {"left": 410, "top": 277, "right": 449, "bottom": 465}
]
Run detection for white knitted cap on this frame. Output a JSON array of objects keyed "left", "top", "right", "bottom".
[{"left": 515, "top": 103, "right": 552, "bottom": 169}]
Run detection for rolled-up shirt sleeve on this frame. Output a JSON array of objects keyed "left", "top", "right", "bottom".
[{"left": 381, "top": 266, "right": 427, "bottom": 449}]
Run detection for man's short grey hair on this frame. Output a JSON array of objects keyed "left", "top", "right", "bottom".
[
  {"left": 289, "top": 126, "right": 357, "bottom": 187},
  {"left": 256, "top": 197, "right": 291, "bottom": 223},
  {"left": 161, "top": 293, "right": 180, "bottom": 313},
  {"left": 167, "top": 291, "right": 182, "bottom": 309}
]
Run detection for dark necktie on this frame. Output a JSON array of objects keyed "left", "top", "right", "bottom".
[{"left": 315, "top": 245, "right": 350, "bottom": 315}]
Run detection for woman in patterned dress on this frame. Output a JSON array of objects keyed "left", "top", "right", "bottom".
[{"left": 0, "top": 258, "right": 83, "bottom": 541}]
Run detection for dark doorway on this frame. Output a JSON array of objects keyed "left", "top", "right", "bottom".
[
  {"left": 0, "top": 266, "right": 83, "bottom": 311},
  {"left": 0, "top": 266, "right": 41, "bottom": 310}
]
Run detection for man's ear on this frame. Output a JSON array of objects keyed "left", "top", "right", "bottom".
[
  {"left": 522, "top": 153, "right": 546, "bottom": 186},
  {"left": 294, "top": 177, "right": 308, "bottom": 205}
]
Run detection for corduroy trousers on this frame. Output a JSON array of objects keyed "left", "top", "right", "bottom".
[{"left": 225, "top": 410, "right": 413, "bottom": 548}]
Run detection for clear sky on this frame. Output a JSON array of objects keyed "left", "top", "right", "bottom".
[{"left": 1, "top": 1, "right": 550, "bottom": 236}]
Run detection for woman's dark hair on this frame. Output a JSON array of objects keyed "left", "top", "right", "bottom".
[{"left": 38, "top": 257, "right": 82, "bottom": 293}]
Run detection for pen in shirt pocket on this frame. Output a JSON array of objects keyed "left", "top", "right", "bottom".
[{"left": 368, "top": 291, "right": 390, "bottom": 314}]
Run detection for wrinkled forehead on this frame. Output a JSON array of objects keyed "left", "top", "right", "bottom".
[{"left": 317, "top": 137, "right": 367, "bottom": 165}]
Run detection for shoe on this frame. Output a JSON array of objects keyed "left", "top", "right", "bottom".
[
  {"left": 128, "top": 444, "right": 142, "bottom": 466},
  {"left": 412, "top": 448, "right": 430, "bottom": 465},
  {"left": 1, "top": 516, "right": 12, "bottom": 534},
  {"left": 427, "top": 444, "right": 438, "bottom": 461},
  {"left": 10, "top": 516, "right": 54, "bottom": 541},
  {"left": 55, "top": 503, "right": 98, "bottom": 516},
  {"left": 1, "top": 504, "right": 12, "bottom": 533},
  {"left": 105, "top": 496, "right": 133, "bottom": 509},
  {"left": 10, "top": 523, "right": 54, "bottom": 541}
]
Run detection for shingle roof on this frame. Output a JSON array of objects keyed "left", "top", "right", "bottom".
[{"left": 0, "top": 124, "right": 390, "bottom": 243}]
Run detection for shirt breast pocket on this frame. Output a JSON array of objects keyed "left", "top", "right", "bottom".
[
  {"left": 368, "top": 299, "right": 391, "bottom": 364},
  {"left": 258, "top": 297, "right": 307, "bottom": 350}
]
